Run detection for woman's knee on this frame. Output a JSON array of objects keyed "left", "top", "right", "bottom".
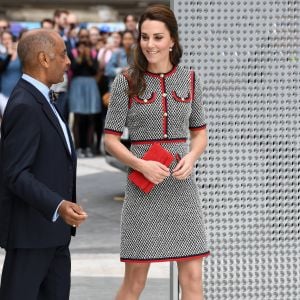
[
  {"left": 178, "top": 260, "right": 203, "bottom": 291},
  {"left": 123, "top": 263, "right": 150, "bottom": 294},
  {"left": 126, "top": 276, "right": 147, "bottom": 294},
  {"left": 180, "top": 270, "right": 202, "bottom": 288}
]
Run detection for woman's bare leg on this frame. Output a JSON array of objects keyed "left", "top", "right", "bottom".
[
  {"left": 177, "top": 258, "right": 204, "bottom": 300},
  {"left": 115, "top": 262, "right": 151, "bottom": 300}
]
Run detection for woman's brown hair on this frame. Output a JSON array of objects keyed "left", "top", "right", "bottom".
[{"left": 127, "top": 4, "right": 182, "bottom": 98}]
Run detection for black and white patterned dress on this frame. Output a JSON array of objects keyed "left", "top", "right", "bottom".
[{"left": 104, "top": 65, "right": 210, "bottom": 263}]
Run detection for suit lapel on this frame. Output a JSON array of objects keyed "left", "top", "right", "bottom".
[
  {"left": 41, "top": 103, "right": 74, "bottom": 159},
  {"left": 65, "top": 123, "right": 77, "bottom": 162},
  {"left": 19, "top": 79, "right": 75, "bottom": 160}
]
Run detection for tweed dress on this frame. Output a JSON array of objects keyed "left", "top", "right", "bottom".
[{"left": 104, "top": 65, "right": 210, "bottom": 263}]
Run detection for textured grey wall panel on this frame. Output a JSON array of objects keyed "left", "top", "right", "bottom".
[{"left": 172, "top": 1, "right": 300, "bottom": 299}]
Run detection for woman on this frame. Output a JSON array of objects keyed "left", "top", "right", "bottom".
[
  {"left": 105, "top": 30, "right": 135, "bottom": 88},
  {"left": 96, "top": 31, "right": 123, "bottom": 71},
  {"left": 69, "top": 28, "right": 100, "bottom": 158},
  {"left": 104, "top": 5, "right": 209, "bottom": 300},
  {"left": 0, "top": 30, "right": 21, "bottom": 98}
]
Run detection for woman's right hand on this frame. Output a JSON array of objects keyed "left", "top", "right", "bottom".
[
  {"left": 139, "top": 160, "right": 170, "bottom": 184},
  {"left": 104, "top": 134, "right": 170, "bottom": 184}
]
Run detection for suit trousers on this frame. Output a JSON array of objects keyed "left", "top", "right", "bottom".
[{"left": 0, "top": 245, "right": 71, "bottom": 300}]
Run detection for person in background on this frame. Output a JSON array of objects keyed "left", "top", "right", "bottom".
[
  {"left": 51, "top": 11, "right": 79, "bottom": 122},
  {"left": 105, "top": 30, "right": 135, "bottom": 88},
  {"left": 96, "top": 35, "right": 114, "bottom": 71},
  {"left": 95, "top": 35, "right": 106, "bottom": 52},
  {"left": 0, "top": 30, "right": 22, "bottom": 98},
  {"left": 104, "top": 5, "right": 209, "bottom": 300},
  {"left": 89, "top": 30, "right": 121, "bottom": 155},
  {"left": 88, "top": 26, "right": 101, "bottom": 52},
  {"left": 0, "top": 18, "right": 10, "bottom": 55},
  {"left": 66, "top": 12, "right": 79, "bottom": 51},
  {"left": 0, "top": 18, "right": 10, "bottom": 34},
  {"left": 124, "top": 14, "right": 138, "bottom": 40},
  {"left": 99, "top": 31, "right": 123, "bottom": 89},
  {"left": 68, "top": 28, "right": 101, "bottom": 158},
  {"left": 0, "top": 28, "right": 87, "bottom": 300},
  {"left": 99, "top": 25, "right": 110, "bottom": 41},
  {"left": 108, "top": 31, "right": 123, "bottom": 52},
  {"left": 53, "top": 9, "right": 69, "bottom": 38},
  {"left": 89, "top": 26, "right": 108, "bottom": 155},
  {"left": 95, "top": 30, "right": 131, "bottom": 153},
  {"left": 40, "top": 18, "right": 55, "bottom": 30}
]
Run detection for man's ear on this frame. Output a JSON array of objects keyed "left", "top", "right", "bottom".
[{"left": 38, "top": 51, "right": 50, "bottom": 68}]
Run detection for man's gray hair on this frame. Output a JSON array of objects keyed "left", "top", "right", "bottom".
[{"left": 17, "top": 29, "right": 57, "bottom": 67}]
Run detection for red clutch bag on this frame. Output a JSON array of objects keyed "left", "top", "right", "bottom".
[{"left": 128, "top": 142, "right": 174, "bottom": 193}]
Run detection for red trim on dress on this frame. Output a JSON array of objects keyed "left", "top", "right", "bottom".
[
  {"left": 171, "top": 91, "right": 192, "bottom": 103},
  {"left": 104, "top": 129, "right": 123, "bottom": 136},
  {"left": 121, "top": 71, "right": 133, "bottom": 109},
  {"left": 133, "top": 92, "right": 157, "bottom": 104},
  {"left": 131, "top": 138, "right": 187, "bottom": 145},
  {"left": 189, "top": 125, "right": 207, "bottom": 131},
  {"left": 190, "top": 70, "right": 195, "bottom": 101},
  {"left": 160, "top": 77, "right": 168, "bottom": 137},
  {"left": 121, "top": 252, "right": 210, "bottom": 264},
  {"left": 171, "top": 71, "right": 194, "bottom": 102},
  {"left": 145, "top": 65, "right": 177, "bottom": 78}
]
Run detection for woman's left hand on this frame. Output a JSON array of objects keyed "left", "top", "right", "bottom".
[{"left": 172, "top": 154, "right": 195, "bottom": 180}]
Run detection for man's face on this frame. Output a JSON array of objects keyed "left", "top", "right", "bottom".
[
  {"left": 47, "top": 34, "right": 71, "bottom": 85},
  {"left": 56, "top": 13, "right": 68, "bottom": 29},
  {"left": 125, "top": 16, "right": 137, "bottom": 32},
  {"left": 0, "top": 20, "right": 9, "bottom": 34}
]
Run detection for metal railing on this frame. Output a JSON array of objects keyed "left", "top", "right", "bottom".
[{"left": 170, "top": 262, "right": 179, "bottom": 300}]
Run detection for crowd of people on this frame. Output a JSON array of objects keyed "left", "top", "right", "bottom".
[{"left": 0, "top": 9, "right": 138, "bottom": 157}]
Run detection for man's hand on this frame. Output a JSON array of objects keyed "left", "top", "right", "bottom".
[{"left": 58, "top": 200, "right": 88, "bottom": 227}]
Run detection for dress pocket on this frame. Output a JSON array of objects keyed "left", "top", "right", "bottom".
[
  {"left": 171, "top": 91, "right": 192, "bottom": 103},
  {"left": 133, "top": 92, "right": 157, "bottom": 104}
]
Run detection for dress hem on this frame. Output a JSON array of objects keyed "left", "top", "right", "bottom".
[{"left": 120, "top": 251, "right": 210, "bottom": 264}]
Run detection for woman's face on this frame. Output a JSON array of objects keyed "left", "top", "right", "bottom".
[
  {"left": 89, "top": 28, "right": 100, "bottom": 46},
  {"left": 1, "top": 32, "right": 13, "bottom": 48},
  {"left": 122, "top": 32, "right": 135, "bottom": 50},
  {"left": 78, "top": 29, "right": 89, "bottom": 44},
  {"left": 112, "top": 32, "right": 122, "bottom": 48},
  {"left": 140, "top": 20, "right": 174, "bottom": 67}
]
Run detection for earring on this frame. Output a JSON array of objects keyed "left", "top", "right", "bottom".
[{"left": 169, "top": 47, "right": 173, "bottom": 52}]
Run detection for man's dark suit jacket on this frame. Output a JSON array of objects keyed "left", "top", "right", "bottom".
[{"left": 0, "top": 78, "right": 76, "bottom": 249}]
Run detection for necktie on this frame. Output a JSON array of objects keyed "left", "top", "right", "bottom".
[
  {"left": 49, "top": 89, "right": 58, "bottom": 105},
  {"left": 48, "top": 89, "right": 72, "bottom": 154}
]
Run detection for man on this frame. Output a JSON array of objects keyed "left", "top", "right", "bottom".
[
  {"left": 53, "top": 9, "right": 69, "bottom": 38},
  {"left": 40, "top": 18, "right": 55, "bottom": 30},
  {"left": 66, "top": 12, "right": 79, "bottom": 50},
  {"left": 0, "top": 17, "right": 10, "bottom": 33},
  {"left": 0, "top": 29, "right": 87, "bottom": 299},
  {"left": 123, "top": 14, "right": 138, "bottom": 39}
]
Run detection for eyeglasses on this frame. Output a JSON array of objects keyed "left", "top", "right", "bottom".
[{"left": 0, "top": 26, "right": 8, "bottom": 30}]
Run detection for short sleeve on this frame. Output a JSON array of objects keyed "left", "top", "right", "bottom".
[
  {"left": 104, "top": 74, "right": 129, "bottom": 136},
  {"left": 189, "top": 71, "right": 207, "bottom": 131}
]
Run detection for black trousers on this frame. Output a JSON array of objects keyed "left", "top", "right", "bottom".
[{"left": 0, "top": 245, "right": 71, "bottom": 300}]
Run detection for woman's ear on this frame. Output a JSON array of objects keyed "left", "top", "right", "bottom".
[{"left": 171, "top": 39, "right": 175, "bottom": 48}]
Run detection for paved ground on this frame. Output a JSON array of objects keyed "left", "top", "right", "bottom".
[{"left": 0, "top": 156, "right": 171, "bottom": 300}]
